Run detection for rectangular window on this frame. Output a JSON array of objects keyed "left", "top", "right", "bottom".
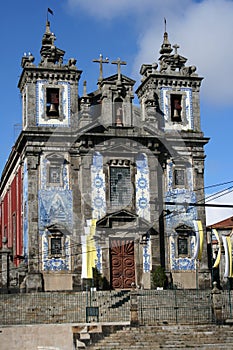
[
  {"left": 178, "top": 236, "right": 188, "bottom": 255},
  {"left": 110, "top": 167, "right": 131, "bottom": 207},
  {"left": 46, "top": 88, "right": 59, "bottom": 118},
  {"left": 171, "top": 94, "right": 182, "bottom": 122},
  {"left": 174, "top": 169, "right": 185, "bottom": 186},
  {"left": 51, "top": 237, "right": 62, "bottom": 256},
  {"left": 49, "top": 166, "right": 61, "bottom": 184},
  {"left": 12, "top": 213, "right": 17, "bottom": 257}
]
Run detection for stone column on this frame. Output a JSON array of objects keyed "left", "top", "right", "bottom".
[
  {"left": 0, "top": 244, "right": 11, "bottom": 292},
  {"left": 211, "top": 282, "right": 223, "bottom": 324},
  {"left": 195, "top": 159, "right": 211, "bottom": 289},
  {"left": 24, "top": 153, "right": 44, "bottom": 292},
  {"left": 130, "top": 284, "right": 139, "bottom": 326}
]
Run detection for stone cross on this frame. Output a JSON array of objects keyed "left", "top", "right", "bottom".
[
  {"left": 93, "top": 54, "right": 109, "bottom": 81},
  {"left": 83, "top": 80, "right": 87, "bottom": 97},
  {"left": 111, "top": 58, "right": 127, "bottom": 81},
  {"left": 173, "top": 44, "right": 180, "bottom": 55}
]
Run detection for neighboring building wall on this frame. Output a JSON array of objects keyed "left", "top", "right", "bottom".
[
  {"left": 207, "top": 217, "right": 233, "bottom": 289},
  {"left": 0, "top": 166, "right": 23, "bottom": 287},
  {"left": 0, "top": 166, "right": 23, "bottom": 260}
]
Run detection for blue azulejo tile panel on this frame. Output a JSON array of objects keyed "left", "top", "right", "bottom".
[
  {"left": 40, "top": 154, "right": 70, "bottom": 190},
  {"left": 91, "top": 152, "right": 106, "bottom": 219},
  {"left": 36, "top": 80, "right": 70, "bottom": 127},
  {"left": 38, "top": 189, "right": 73, "bottom": 231},
  {"left": 96, "top": 245, "right": 102, "bottom": 272},
  {"left": 165, "top": 159, "right": 198, "bottom": 271},
  {"left": 166, "top": 160, "right": 193, "bottom": 192},
  {"left": 165, "top": 188, "right": 198, "bottom": 230},
  {"left": 136, "top": 153, "right": 150, "bottom": 222},
  {"left": 42, "top": 232, "right": 71, "bottom": 271},
  {"left": 160, "top": 87, "right": 193, "bottom": 130},
  {"left": 170, "top": 235, "right": 195, "bottom": 271},
  {"left": 143, "top": 241, "right": 151, "bottom": 273}
]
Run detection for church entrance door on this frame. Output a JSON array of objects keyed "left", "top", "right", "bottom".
[{"left": 110, "top": 238, "right": 135, "bottom": 289}]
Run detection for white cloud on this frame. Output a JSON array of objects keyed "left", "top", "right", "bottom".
[
  {"left": 206, "top": 189, "right": 233, "bottom": 226},
  {"left": 132, "top": 0, "right": 233, "bottom": 106},
  {"left": 67, "top": 0, "right": 188, "bottom": 20},
  {"left": 68, "top": 0, "right": 233, "bottom": 106}
]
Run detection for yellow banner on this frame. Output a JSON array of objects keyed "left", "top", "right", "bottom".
[
  {"left": 212, "top": 229, "right": 221, "bottom": 269},
  {"left": 86, "top": 219, "right": 97, "bottom": 279},
  {"left": 197, "top": 220, "right": 204, "bottom": 261},
  {"left": 227, "top": 236, "right": 233, "bottom": 278}
]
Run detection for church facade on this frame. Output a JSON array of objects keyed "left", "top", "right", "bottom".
[{"left": 0, "top": 20, "right": 211, "bottom": 292}]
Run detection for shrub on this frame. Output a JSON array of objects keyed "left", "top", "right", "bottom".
[{"left": 152, "top": 265, "right": 166, "bottom": 289}]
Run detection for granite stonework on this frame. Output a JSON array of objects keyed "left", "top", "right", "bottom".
[{"left": 0, "top": 22, "right": 211, "bottom": 291}]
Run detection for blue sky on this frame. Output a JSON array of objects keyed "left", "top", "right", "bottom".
[{"left": 1, "top": 0, "right": 233, "bottom": 224}]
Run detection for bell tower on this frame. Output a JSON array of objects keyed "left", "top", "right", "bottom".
[
  {"left": 136, "top": 30, "right": 202, "bottom": 133},
  {"left": 136, "top": 29, "right": 210, "bottom": 289},
  {"left": 18, "top": 20, "right": 82, "bottom": 130}
]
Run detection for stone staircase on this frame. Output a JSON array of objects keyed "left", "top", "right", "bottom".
[
  {"left": 81, "top": 324, "right": 233, "bottom": 349},
  {"left": 87, "top": 290, "right": 131, "bottom": 323}
]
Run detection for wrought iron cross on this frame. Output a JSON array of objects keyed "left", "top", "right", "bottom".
[
  {"left": 111, "top": 58, "right": 127, "bottom": 81},
  {"left": 93, "top": 54, "right": 109, "bottom": 81}
]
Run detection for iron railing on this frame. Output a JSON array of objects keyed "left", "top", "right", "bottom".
[
  {"left": 0, "top": 290, "right": 131, "bottom": 325},
  {"left": 138, "top": 289, "right": 213, "bottom": 325},
  {"left": 1, "top": 288, "right": 232, "bottom": 326}
]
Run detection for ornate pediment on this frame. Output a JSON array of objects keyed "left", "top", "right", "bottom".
[
  {"left": 97, "top": 209, "right": 138, "bottom": 228},
  {"left": 175, "top": 224, "right": 193, "bottom": 233},
  {"left": 46, "top": 223, "right": 70, "bottom": 235},
  {"left": 102, "top": 74, "right": 136, "bottom": 86},
  {"left": 96, "top": 209, "right": 155, "bottom": 232}
]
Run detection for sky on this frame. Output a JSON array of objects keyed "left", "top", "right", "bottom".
[{"left": 0, "top": 0, "right": 233, "bottom": 225}]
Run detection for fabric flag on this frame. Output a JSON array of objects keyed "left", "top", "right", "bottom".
[
  {"left": 212, "top": 229, "right": 221, "bottom": 268},
  {"left": 222, "top": 235, "right": 233, "bottom": 278},
  {"left": 48, "top": 8, "right": 54, "bottom": 15},
  {"left": 193, "top": 220, "right": 204, "bottom": 261}
]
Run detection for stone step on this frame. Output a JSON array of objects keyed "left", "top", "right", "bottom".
[{"left": 85, "top": 325, "right": 233, "bottom": 350}]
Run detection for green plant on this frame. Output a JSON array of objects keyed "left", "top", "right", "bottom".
[
  {"left": 92, "top": 267, "right": 110, "bottom": 290},
  {"left": 152, "top": 265, "right": 166, "bottom": 289}
]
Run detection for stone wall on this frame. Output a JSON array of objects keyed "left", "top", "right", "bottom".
[
  {"left": 0, "top": 324, "right": 74, "bottom": 350},
  {"left": 1, "top": 287, "right": 232, "bottom": 326}
]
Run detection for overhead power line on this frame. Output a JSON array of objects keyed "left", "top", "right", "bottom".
[{"left": 165, "top": 202, "right": 233, "bottom": 209}]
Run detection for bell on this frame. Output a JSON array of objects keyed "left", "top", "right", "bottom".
[
  {"left": 49, "top": 103, "right": 58, "bottom": 115},
  {"left": 116, "top": 116, "right": 123, "bottom": 126},
  {"left": 173, "top": 109, "right": 180, "bottom": 118}
]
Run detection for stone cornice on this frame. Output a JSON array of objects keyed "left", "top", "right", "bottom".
[
  {"left": 136, "top": 73, "right": 203, "bottom": 98},
  {"left": 18, "top": 66, "right": 82, "bottom": 91}
]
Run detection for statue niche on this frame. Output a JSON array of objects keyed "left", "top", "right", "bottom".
[{"left": 114, "top": 98, "right": 123, "bottom": 126}]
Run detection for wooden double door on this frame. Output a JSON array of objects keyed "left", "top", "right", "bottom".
[{"left": 110, "top": 238, "right": 135, "bottom": 289}]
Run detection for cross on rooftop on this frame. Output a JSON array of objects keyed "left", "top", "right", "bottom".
[
  {"left": 111, "top": 58, "right": 127, "bottom": 81},
  {"left": 173, "top": 44, "right": 180, "bottom": 55},
  {"left": 93, "top": 54, "right": 109, "bottom": 81}
]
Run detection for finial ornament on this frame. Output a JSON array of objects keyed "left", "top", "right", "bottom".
[
  {"left": 164, "top": 17, "right": 167, "bottom": 33},
  {"left": 93, "top": 54, "right": 109, "bottom": 82},
  {"left": 111, "top": 58, "right": 127, "bottom": 82},
  {"left": 83, "top": 80, "right": 87, "bottom": 97},
  {"left": 173, "top": 44, "right": 180, "bottom": 55}
]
